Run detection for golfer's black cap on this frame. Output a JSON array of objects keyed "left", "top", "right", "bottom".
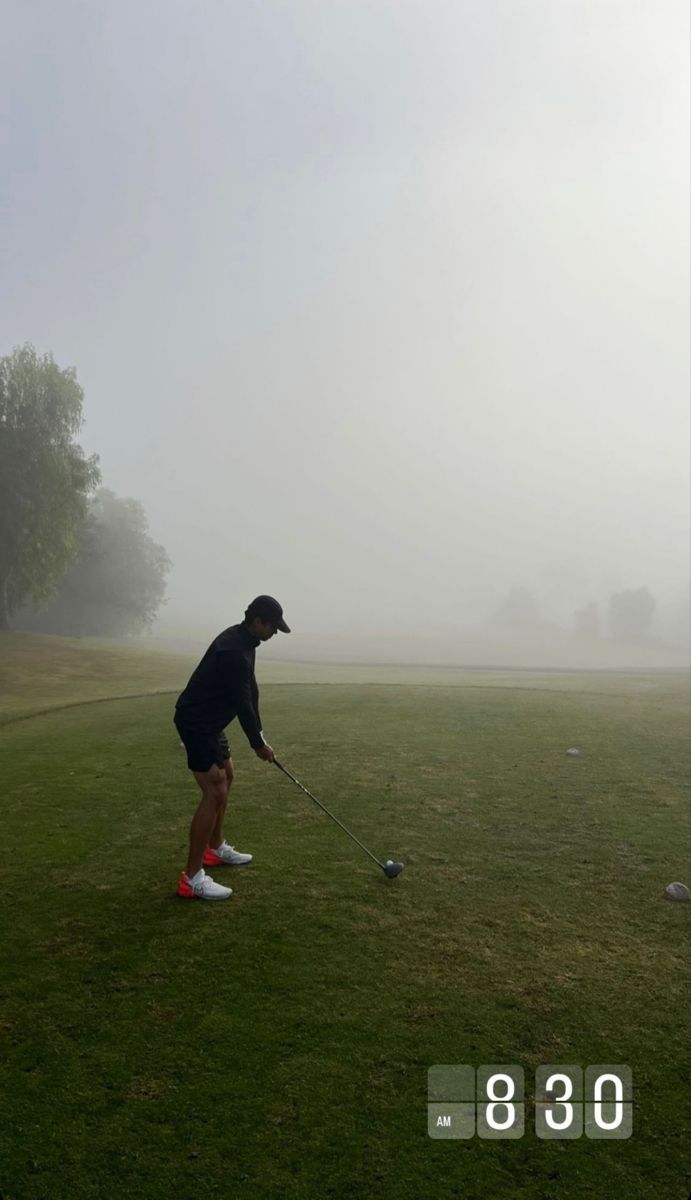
[{"left": 247, "top": 595, "right": 291, "bottom": 633}]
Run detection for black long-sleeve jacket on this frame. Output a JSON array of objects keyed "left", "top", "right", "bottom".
[{"left": 174, "top": 623, "right": 265, "bottom": 750}]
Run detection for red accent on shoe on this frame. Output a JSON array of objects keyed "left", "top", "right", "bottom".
[
  {"left": 203, "top": 848, "right": 222, "bottom": 866},
  {"left": 177, "top": 873, "right": 195, "bottom": 897}
]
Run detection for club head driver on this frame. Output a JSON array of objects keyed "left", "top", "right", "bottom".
[{"left": 383, "top": 860, "right": 404, "bottom": 879}]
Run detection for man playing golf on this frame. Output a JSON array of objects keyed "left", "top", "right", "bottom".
[{"left": 174, "top": 595, "right": 291, "bottom": 900}]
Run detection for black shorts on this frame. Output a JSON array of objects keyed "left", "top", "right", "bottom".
[{"left": 175, "top": 720, "right": 231, "bottom": 773}]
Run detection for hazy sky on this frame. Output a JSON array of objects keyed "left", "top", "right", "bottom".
[{"left": 2, "top": 0, "right": 689, "bottom": 645}]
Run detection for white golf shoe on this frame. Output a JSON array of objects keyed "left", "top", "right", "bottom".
[
  {"left": 203, "top": 841, "right": 253, "bottom": 867},
  {"left": 177, "top": 869, "right": 232, "bottom": 900}
]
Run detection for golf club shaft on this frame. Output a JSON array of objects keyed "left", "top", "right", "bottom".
[{"left": 273, "top": 758, "right": 385, "bottom": 870}]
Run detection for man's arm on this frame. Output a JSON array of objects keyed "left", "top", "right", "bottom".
[
  {"left": 218, "top": 651, "right": 265, "bottom": 750},
  {"left": 251, "top": 674, "right": 262, "bottom": 732}
]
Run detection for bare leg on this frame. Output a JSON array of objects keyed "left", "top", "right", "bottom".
[
  {"left": 209, "top": 757, "right": 234, "bottom": 849},
  {"left": 186, "top": 764, "right": 229, "bottom": 878}
]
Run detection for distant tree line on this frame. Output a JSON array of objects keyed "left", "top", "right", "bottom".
[
  {"left": 488, "top": 585, "right": 683, "bottom": 645},
  {"left": 2, "top": 344, "right": 683, "bottom": 646},
  {"left": 0, "top": 343, "right": 170, "bottom": 634}
]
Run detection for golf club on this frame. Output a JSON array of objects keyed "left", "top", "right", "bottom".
[{"left": 273, "top": 758, "right": 404, "bottom": 879}]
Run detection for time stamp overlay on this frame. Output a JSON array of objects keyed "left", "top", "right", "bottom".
[{"left": 428, "top": 1065, "right": 633, "bottom": 1139}]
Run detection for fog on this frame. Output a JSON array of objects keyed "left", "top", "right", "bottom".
[{"left": 3, "top": 1, "right": 689, "bottom": 667}]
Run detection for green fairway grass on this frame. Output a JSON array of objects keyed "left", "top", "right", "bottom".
[
  {"left": 1, "top": 636, "right": 689, "bottom": 1199},
  {"left": 0, "top": 632, "right": 196, "bottom": 725}
]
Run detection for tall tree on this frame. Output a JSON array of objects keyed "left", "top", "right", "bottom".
[
  {"left": 488, "top": 587, "right": 542, "bottom": 630},
  {"left": 606, "top": 587, "right": 656, "bottom": 642},
  {"left": 16, "top": 488, "right": 172, "bottom": 637},
  {"left": 573, "top": 600, "right": 602, "bottom": 639},
  {"left": 0, "top": 344, "right": 100, "bottom": 628}
]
